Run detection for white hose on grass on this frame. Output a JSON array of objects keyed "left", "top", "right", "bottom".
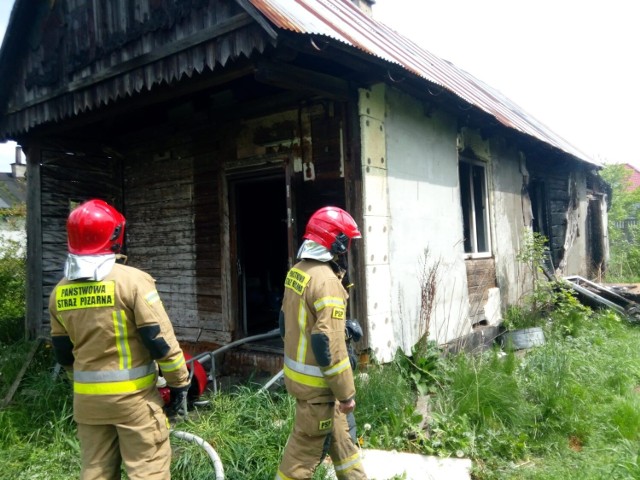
[{"left": 171, "top": 430, "right": 225, "bottom": 480}]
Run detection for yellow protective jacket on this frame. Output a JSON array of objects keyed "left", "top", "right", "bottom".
[
  {"left": 281, "top": 259, "right": 355, "bottom": 403},
  {"left": 49, "top": 262, "right": 190, "bottom": 424}
]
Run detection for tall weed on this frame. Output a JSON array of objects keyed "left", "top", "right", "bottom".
[
  {"left": 355, "top": 361, "right": 418, "bottom": 451},
  {"left": 441, "top": 350, "right": 530, "bottom": 431}
]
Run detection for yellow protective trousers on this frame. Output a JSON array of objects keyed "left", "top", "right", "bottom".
[
  {"left": 76, "top": 398, "right": 171, "bottom": 480},
  {"left": 276, "top": 400, "right": 368, "bottom": 480}
]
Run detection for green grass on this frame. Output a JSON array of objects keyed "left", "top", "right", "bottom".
[
  {"left": 442, "top": 310, "right": 640, "bottom": 479},
  {"left": 170, "top": 386, "right": 295, "bottom": 479},
  {"left": 4, "top": 301, "right": 640, "bottom": 478}
]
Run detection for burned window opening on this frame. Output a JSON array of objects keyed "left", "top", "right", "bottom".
[
  {"left": 459, "top": 157, "right": 491, "bottom": 256},
  {"left": 529, "top": 179, "right": 550, "bottom": 238}
]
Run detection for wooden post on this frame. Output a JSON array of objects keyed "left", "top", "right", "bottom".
[{"left": 25, "top": 144, "right": 43, "bottom": 340}]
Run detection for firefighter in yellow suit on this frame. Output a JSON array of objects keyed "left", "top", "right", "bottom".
[
  {"left": 49, "top": 199, "right": 190, "bottom": 480},
  {"left": 276, "top": 206, "right": 368, "bottom": 480}
]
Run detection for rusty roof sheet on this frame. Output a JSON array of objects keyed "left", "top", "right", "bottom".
[{"left": 249, "top": 0, "right": 598, "bottom": 166}]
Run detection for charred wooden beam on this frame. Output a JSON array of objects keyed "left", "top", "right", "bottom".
[
  {"left": 234, "top": 0, "right": 279, "bottom": 39},
  {"left": 24, "top": 63, "right": 256, "bottom": 141},
  {"left": 255, "top": 60, "right": 350, "bottom": 101},
  {"left": 6, "top": 13, "right": 255, "bottom": 115},
  {"left": 209, "top": 90, "right": 310, "bottom": 121},
  {"left": 25, "top": 145, "right": 43, "bottom": 339},
  {"left": 281, "top": 34, "right": 381, "bottom": 84}
]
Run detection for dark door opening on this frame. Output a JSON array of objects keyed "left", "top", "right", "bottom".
[
  {"left": 233, "top": 174, "right": 289, "bottom": 336},
  {"left": 587, "top": 196, "right": 606, "bottom": 278},
  {"left": 529, "top": 178, "right": 555, "bottom": 274}
]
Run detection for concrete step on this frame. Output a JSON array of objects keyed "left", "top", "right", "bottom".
[{"left": 326, "top": 448, "right": 472, "bottom": 480}]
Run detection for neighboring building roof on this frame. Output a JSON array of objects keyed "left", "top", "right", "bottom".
[
  {"left": 624, "top": 164, "right": 640, "bottom": 191},
  {"left": 247, "top": 0, "right": 599, "bottom": 167},
  {"left": 0, "top": 171, "right": 26, "bottom": 208}
]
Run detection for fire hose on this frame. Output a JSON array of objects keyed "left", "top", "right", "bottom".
[
  {"left": 51, "top": 329, "right": 285, "bottom": 478},
  {"left": 165, "top": 324, "right": 358, "bottom": 478},
  {"left": 163, "top": 329, "right": 284, "bottom": 479},
  {"left": 167, "top": 367, "right": 283, "bottom": 480},
  {"left": 170, "top": 430, "right": 225, "bottom": 480}
]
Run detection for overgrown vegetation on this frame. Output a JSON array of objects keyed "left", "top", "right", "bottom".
[
  {"left": 601, "top": 164, "right": 640, "bottom": 282},
  {"left": 4, "top": 232, "right": 640, "bottom": 479},
  {"left": 5, "top": 306, "right": 639, "bottom": 479}
]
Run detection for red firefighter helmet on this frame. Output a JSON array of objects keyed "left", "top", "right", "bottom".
[
  {"left": 67, "top": 199, "right": 126, "bottom": 255},
  {"left": 303, "top": 206, "right": 362, "bottom": 255}
]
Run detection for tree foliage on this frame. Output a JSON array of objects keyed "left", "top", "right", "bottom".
[
  {"left": 600, "top": 164, "right": 640, "bottom": 282},
  {"left": 0, "top": 238, "right": 26, "bottom": 342}
]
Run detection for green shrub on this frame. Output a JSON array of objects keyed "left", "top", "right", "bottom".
[
  {"left": 170, "top": 385, "right": 294, "bottom": 480},
  {"left": 0, "top": 237, "right": 26, "bottom": 343},
  {"left": 440, "top": 350, "right": 531, "bottom": 432},
  {"left": 394, "top": 338, "right": 445, "bottom": 395}
]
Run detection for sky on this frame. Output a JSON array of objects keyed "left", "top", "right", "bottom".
[{"left": 0, "top": 0, "right": 638, "bottom": 172}]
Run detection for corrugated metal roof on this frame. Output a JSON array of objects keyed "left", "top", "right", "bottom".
[{"left": 249, "top": 0, "right": 599, "bottom": 166}]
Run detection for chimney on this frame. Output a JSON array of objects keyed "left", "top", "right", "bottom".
[
  {"left": 350, "top": 0, "right": 375, "bottom": 16},
  {"left": 11, "top": 145, "right": 26, "bottom": 179}
]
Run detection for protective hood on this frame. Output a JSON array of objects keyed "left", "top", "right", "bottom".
[
  {"left": 297, "top": 239, "right": 334, "bottom": 262},
  {"left": 64, "top": 253, "right": 116, "bottom": 281}
]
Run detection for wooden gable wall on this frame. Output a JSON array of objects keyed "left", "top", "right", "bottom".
[{"left": 2, "top": 0, "right": 271, "bottom": 139}]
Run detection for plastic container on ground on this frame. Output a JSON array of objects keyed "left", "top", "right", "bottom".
[{"left": 502, "top": 327, "right": 545, "bottom": 350}]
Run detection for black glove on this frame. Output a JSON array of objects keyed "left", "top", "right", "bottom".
[
  {"left": 168, "top": 384, "right": 190, "bottom": 416},
  {"left": 345, "top": 319, "right": 363, "bottom": 372},
  {"left": 347, "top": 342, "right": 358, "bottom": 371}
]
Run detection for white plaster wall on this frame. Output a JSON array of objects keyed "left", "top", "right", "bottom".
[
  {"left": 376, "top": 86, "right": 471, "bottom": 360},
  {"left": 360, "top": 86, "right": 596, "bottom": 363}
]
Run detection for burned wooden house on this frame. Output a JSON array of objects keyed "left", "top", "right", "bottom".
[{"left": 0, "top": 0, "right": 607, "bottom": 371}]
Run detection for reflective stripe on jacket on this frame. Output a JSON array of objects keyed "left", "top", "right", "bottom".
[{"left": 73, "top": 362, "right": 157, "bottom": 394}]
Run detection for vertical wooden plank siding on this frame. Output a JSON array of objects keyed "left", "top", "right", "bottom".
[
  {"left": 465, "top": 258, "right": 497, "bottom": 325},
  {"left": 528, "top": 158, "right": 572, "bottom": 269},
  {"left": 123, "top": 133, "right": 230, "bottom": 346},
  {"left": 38, "top": 150, "right": 122, "bottom": 335}
]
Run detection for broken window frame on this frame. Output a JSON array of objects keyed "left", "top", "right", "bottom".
[{"left": 459, "top": 157, "right": 492, "bottom": 258}]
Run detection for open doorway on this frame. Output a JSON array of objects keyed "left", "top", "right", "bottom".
[
  {"left": 231, "top": 173, "right": 289, "bottom": 336},
  {"left": 587, "top": 195, "right": 606, "bottom": 279}
]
